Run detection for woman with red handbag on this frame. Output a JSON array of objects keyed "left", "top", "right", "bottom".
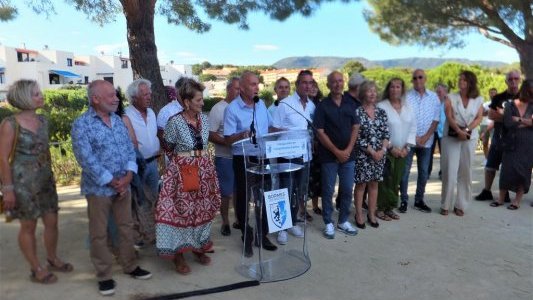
[{"left": 155, "top": 79, "right": 221, "bottom": 275}]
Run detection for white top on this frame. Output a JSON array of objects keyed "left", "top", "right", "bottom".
[
  {"left": 377, "top": 99, "right": 417, "bottom": 148},
  {"left": 445, "top": 93, "right": 484, "bottom": 140},
  {"left": 156, "top": 100, "right": 183, "bottom": 129},
  {"left": 272, "top": 93, "right": 315, "bottom": 130},
  {"left": 125, "top": 106, "right": 160, "bottom": 159},
  {"left": 406, "top": 89, "right": 441, "bottom": 148},
  {"left": 208, "top": 100, "right": 232, "bottom": 158}
]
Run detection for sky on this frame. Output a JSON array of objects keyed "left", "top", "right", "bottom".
[{"left": 0, "top": 1, "right": 520, "bottom": 66}]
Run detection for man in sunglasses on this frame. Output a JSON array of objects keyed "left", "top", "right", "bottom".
[
  {"left": 475, "top": 70, "right": 522, "bottom": 202},
  {"left": 399, "top": 69, "right": 441, "bottom": 213}
]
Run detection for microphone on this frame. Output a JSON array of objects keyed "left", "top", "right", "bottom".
[
  {"left": 250, "top": 95, "right": 259, "bottom": 144},
  {"left": 276, "top": 100, "right": 316, "bottom": 131}
]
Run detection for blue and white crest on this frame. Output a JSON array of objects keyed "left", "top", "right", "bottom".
[{"left": 269, "top": 201, "right": 287, "bottom": 228}]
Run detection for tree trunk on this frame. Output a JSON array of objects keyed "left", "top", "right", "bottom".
[
  {"left": 122, "top": 0, "right": 166, "bottom": 113},
  {"left": 516, "top": 41, "right": 533, "bottom": 80}
]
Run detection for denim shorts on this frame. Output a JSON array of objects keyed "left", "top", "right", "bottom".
[
  {"left": 485, "top": 143, "right": 503, "bottom": 171},
  {"left": 215, "top": 156, "right": 234, "bottom": 197}
]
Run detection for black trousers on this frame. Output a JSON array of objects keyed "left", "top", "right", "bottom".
[{"left": 233, "top": 155, "right": 270, "bottom": 241}]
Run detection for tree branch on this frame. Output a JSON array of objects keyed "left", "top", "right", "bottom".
[
  {"left": 478, "top": 28, "right": 515, "bottom": 48},
  {"left": 477, "top": 0, "right": 522, "bottom": 45}
]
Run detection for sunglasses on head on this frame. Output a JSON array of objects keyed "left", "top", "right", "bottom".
[{"left": 413, "top": 76, "right": 425, "bottom": 80}]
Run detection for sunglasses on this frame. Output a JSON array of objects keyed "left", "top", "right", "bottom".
[{"left": 413, "top": 76, "right": 425, "bottom": 80}]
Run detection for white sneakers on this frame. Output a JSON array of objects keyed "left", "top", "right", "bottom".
[
  {"left": 277, "top": 225, "right": 305, "bottom": 245},
  {"left": 323, "top": 223, "right": 335, "bottom": 239},
  {"left": 288, "top": 225, "right": 304, "bottom": 237},
  {"left": 337, "top": 221, "right": 358, "bottom": 236}
]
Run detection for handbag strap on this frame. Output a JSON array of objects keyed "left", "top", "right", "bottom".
[{"left": 8, "top": 117, "right": 20, "bottom": 165}]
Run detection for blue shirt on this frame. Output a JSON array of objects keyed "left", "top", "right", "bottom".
[
  {"left": 405, "top": 89, "right": 441, "bottom": 148},
  {"left": 223, "top": 95, "right": 272, "bottom": 156},
  {"left": 72, "top": 107, "right": 137, "bottom": 196},
  {"left": 437, "top": 102, "right": 446, "bottom": 138}
]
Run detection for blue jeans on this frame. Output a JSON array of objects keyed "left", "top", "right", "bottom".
[
  {"left": 321, "top": 160, "right": 355, "bottom": 225},
  {"left": 142, "top": 160, "right": 160, "bottom": 205},
  {"left": 400, "top": 147, "right": 431, "bottom": 204}
]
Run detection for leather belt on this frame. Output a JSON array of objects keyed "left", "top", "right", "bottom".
[
  {"left": 177, "top": 150, "right": 207, "bottom": 157},
  {"left": 145, "top": 155, "right": 161, "bottom": 163}
]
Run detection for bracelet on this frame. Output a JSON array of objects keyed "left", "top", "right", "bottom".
[{"left": 1, "top": 185, "right": 14, "bottom": 192}]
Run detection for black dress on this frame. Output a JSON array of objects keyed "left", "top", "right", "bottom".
[{"left": 499, "top": 101, "right": 533, "bottom": 193}]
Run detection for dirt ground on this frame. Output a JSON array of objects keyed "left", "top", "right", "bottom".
[{"left": 0, "top": 153, "right": 532, "bottom": 300}]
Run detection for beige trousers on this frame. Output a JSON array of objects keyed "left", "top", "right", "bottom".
[
  {"left": 86, "top": 191, "right": 137, "bottom": 280},
  {"left": 440, "top": 136, "right": 477, "bottom": 211}
]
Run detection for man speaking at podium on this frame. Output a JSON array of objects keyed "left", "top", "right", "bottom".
[
  {"left": 271, "top": 70, "right": 316, "bottom": 245},
  {"left": 224, "top": 71, "right": 277, "bottom": 257}
]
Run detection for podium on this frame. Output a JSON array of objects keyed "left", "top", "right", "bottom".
[{"left": 233, "top": 130, "right": 311, "bottom": 282}]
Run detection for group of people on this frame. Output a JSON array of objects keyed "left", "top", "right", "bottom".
[{"left": 0, "top": 67, "right": 531, "bottom": 296}]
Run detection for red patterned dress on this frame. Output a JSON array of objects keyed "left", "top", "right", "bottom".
[{"left": 155, "top": 112, "right": 221, "bottom": 258}]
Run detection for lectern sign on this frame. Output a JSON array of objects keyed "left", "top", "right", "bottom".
[
  {"left": 264, "top": 188, "right": 293, "bottom": 233},
  {"left": 265, "top": 139, "right": 307, "bottom": 159}
]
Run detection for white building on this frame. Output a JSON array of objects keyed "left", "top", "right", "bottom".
[{"left": 0, "top": 45, "right": 193, "bottom": 100}]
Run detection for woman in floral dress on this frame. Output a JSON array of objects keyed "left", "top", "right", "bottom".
[
  {"left": 353, "top": 81, "right": 390, "bottom": 229},
  {"left": 155, "top": 79, "right": 221, "bottom": 275}
]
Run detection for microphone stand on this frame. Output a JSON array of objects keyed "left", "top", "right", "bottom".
[{"left": 250, "top": 96, "right": 259, "bottom": 145}]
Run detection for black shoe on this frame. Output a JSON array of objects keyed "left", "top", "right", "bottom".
[
  {"left": 398, "top": 202, "right": 407, "bottom": 213},
  {"left": 128, "top": 266, "right": 152, "bottom": 280},
  {"left": 244, "top": 239, "right": 253, "bottom": 257},
  {"left": 475, "top": 189, "right": 493, "bottom": 201},
  {"left": 232, "top": 222, "right": 242, "bottom": 230},
  {"left": 220, "top": 224, "right": 231, "bottom": 236},
  {"left": 367, "top": 215, "right": 379, "bottom": 228},
  {"left": 414, "top": 202, "right": 432, "bottom": 213},
  {"left": 98, "top": 279, "right": 116, "bottom": 296},
  {"left": 355, "top": 216, "right": 366, "bottom": 229},
  {"left": 504, "top": 192, "right": 511, "bottom": 203},
  {"left": 255, "top": 236, "right": 278, "bottom": 251}
]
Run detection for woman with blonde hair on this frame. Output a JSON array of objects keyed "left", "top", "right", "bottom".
[{"left": 0, "top": 79, "right": 72, "bottom": 284}]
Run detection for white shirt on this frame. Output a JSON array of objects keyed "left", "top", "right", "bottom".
[
  {"left": 272, "top": 93, "right": 315, "bottom": 130},
  {"left": 208, "top": 100, "right": 232, "bottom": 158},
  {"left": 156, "top": 100, "right": 183, "bottom": 129},
  {"left": 377, "top": 99, "right": 417, "bottom": 148},
  {"left": 272, "top": 93, "right": 315, "bottom": 161},
  {"left": 125, "top": 105, "right": 160, "bottom": 159},
  {"left": 445, "top": 93, "right": 483, "bottom": 140},
  {"left": 406, "top": 89, "right": 441, "bottom": 148}
]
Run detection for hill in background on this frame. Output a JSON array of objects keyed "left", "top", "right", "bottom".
[{"left": 272, "top": 56, "right": 509, "bottom": 70}]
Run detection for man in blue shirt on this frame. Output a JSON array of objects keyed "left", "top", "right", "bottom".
[
  {"left": 224, "top": 71, "right": 277, "bottom": 257},
  {"left": 72, "top": 80, "right": 152, "bottom": 296}
]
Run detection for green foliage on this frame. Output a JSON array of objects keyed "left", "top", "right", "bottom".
[
  {"left": 342, "top": 60, "right": 367, "bottom": 77},
  {"left": 50, "top": 138, "right": 81, "bottom": 185},
  {"left": 203, "top": 97, "right": 222, "bottom": 112},
  {"left": 362, "top": 68, "right": 412, "bottom": 92},
  {"left": 0, "top": 106, "right": 15, "bottom": 122},
  {"left": 198, "top": 74, "right": 217, "bottom": 82},
  {"left": 42, "top": 89, "right": 88, "bottom": 142},
  {"left": 0, "top": 0, "right": 18, "bottom": 21},
  {"left": 259, "top": 89, "right": 274, "bottom": 107}
]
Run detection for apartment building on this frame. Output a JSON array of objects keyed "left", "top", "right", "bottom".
[{"left": 0, "top": 45, "right": 193, "bottom": 100}]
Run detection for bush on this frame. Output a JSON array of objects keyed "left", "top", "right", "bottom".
[
  {"left": 0, "top": 106, "right": 14, "bottom": 123},
  {"left": 50, "top": 139, "right": 81, "bottom": 185},
  {"left": 203, "top": 97, "right": 222, "bottom": 112},
  {"left": 42, "top": 89, "right": 88, "bottom": 142}
]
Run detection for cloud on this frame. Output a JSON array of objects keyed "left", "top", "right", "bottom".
[
  {"left": 253, "top": 44, "right": 279, "bottom": 51},
  {"left": 94, "top": 43, "right": 128, "bottom": 55}
]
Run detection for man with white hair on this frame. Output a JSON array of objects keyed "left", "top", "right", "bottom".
[
  {"left": 72, "top": 80, "right": 152, "bottom": 296},
  {"left": 125, "top": 79, "right": 160, "bottom": 248}
]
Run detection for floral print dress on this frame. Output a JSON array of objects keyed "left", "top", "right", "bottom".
[{"left": 354, "top": 106, "right": 390, "bottom": 183}]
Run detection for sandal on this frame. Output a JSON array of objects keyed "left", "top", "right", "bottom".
[
  {"left": 507, "top": 204, "right": 520, "bottom": 210},
  {"left": 384, "top": 210, "right": 400, "bottom": 220},
  {"left": 30, "top": 267, "right": 58, "bottom": 284},
  {"left": 440, "top": 208, "right": 448, "bottom": 216},
  {"left": 174, "top": 254, "right": 191, "bottom": 275},
  {"left": 193, "top": 252, "right": 211, "bottom": 266},
  {"left": 47, "top": 258, "right": 74, "bottom": 272},
  {"left": 490, "top": 201, "right": 503, "bottom": 207},
  {"left": 376, "top": 211, "right": 392, "bottom": 221},
  {"left": 312, "top": 207, "right": 322, "bottom": 215},
  {"left": 453, "top": 207, "right": 464, "bottom": 217}
]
